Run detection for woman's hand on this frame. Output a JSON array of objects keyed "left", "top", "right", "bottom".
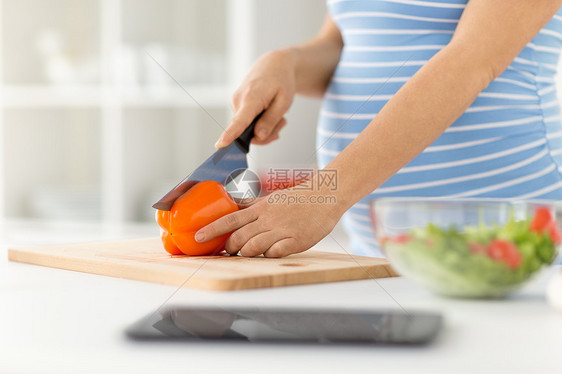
[
  {"left": 215, "top": 14, "right": 343, "bottom": 148},
  {"left": 215, "top": 49, "right": 297, "bottom": 148},
  {"left": 194, "top": 188, "right": 342, "bottom": 257}
]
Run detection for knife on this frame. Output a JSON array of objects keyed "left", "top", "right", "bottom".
[{"left": 152, "top": 112, "right": 263, "bottom": 211}]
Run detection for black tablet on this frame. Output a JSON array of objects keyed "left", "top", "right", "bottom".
[{"left": 126, "top": 306, "right": 443, "bottom": 345}]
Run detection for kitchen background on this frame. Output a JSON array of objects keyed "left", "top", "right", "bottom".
[
  {"left": 0, "top": 0, "right": 325, "bottom": 223},
  {"left": 2, "top": 0, "right": 562, "bottom": 225}
]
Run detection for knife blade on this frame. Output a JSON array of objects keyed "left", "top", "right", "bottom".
[{"left": 152, "top": 112, "right": 263, "bottom": 211}]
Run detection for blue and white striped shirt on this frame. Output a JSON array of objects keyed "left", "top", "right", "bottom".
[{"left": 317, "top": 0, "right": 562, "bottom": 257}]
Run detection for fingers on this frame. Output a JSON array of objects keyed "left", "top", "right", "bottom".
[
  {"left": 217, "top": 91, "right": 291, "bottom": 148},
  {"left": 254, "top": 94, "right": 291, "bottom": 141},
  {"left": 251, "top": 117, "right": 287, "bottom": 145},
  {"left": 263, "top": 238, "right": 301, "bottom": 258},
  {"left": 195, "top": 209, "right": 258, "bottom": 243},
  {"left": 215, "top": 102, "right": 263, "bottom": 148},
  {"left": 224, "top": 222, "right": 269, "bottom": 255},
  {"left": 196, "top": 198, "right": 306, "bottom": 258},
  {"left": 236, "top": 195, "right": 262, "bottom": 209},
  {"left": 227, "top": 228, "right": 294, "bottom": 257},
  {"left": 238, "top": 231, "right": 287, "bottom": 257}
]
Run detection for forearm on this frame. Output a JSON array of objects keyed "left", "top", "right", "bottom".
[
  {"left": 280, "top": 15, "right": 343, "bottom": 97},
  {"left": 322, "top": 0, "right": 562, "bottom": 215},
  {"left": 325, "top": 43, "right": 491, "bottom": 213},
  {"left": 289, "top": 38, "right": 343, "bottom": 97}
]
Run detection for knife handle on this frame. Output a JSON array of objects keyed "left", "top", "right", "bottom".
[{"left": 234, "top": 111, "right": 264, "bottom": 154}]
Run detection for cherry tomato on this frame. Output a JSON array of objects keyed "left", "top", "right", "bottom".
[
  {"left": 393, "top": 233, "right": 412, "bottom": 244},
  {"left": 377, "top": 234, "right": 412, "bottom": 247},
  {"left": 530, "top": 207, "right": 561, "bottom": 245},
  {"left": 549, "top": 224, "right": 562, "bottom": 245},
  {"left": 486, "top": 239, "right": 522, "bottom": 269},
  {"left": 156, "top": 181, "right": 239, "bottom": 256},
  {"left": 530, "top": 207, "right": 554, "bottom": 233}
]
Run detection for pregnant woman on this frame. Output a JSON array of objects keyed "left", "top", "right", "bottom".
[{"left": 196, "top": 0, "right": 562, "bottom": 258}]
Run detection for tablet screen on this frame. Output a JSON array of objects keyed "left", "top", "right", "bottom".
[{"left": 126, "top": 306, "right": 443, "bottom": 345}]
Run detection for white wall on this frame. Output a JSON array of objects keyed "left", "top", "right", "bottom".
[{"left": 239, "top": 0, "right": 328, "bottom": 171}]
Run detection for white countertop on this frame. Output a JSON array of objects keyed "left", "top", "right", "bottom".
[{"left": 1, "top": 219, "right": 561, "bottom": 374}]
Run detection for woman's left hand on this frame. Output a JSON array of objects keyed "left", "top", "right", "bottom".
[{"left": 194, "top": 189, "right": 342, "bottom": 257}]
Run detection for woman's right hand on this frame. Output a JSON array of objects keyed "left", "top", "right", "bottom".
[{"left": 215, "top": 49, "right": 297, "bottom": 148}]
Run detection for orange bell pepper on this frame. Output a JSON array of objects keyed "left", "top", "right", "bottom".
[{"left": 156, "top": 180, "right": 239, "bottom": 256}]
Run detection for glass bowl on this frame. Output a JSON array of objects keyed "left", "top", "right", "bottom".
[{"left": 370, "top": 198, "right": 561, "bottom": 298}]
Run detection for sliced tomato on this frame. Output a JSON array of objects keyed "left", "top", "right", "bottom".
[
  {"left": 530, "top": 207, "right": 554, "bottom": 233},
  {"left": 530, "top": 207, "right": 561, "bottom": 245},
  {"left": 549, "top": 224, "right": 562, "bottom": 245},
  {"left": 486, "top": 239, "right": 522, "bottom": 269},
  {"left": 392, "top": 233, "right": 412, "bottom": 244}
]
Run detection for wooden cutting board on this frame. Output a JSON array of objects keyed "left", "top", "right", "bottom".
[{"left": 7, "top": 238, "right": 397, "bottom": 291}]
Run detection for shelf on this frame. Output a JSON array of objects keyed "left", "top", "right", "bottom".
[
  {"left": 1, "top": 85, "right": 232, "bottom": 108},
  {"left": 120, "top": 85, "right": 232, "bottom": 108},
  {"left": 1, "top": 0, "right": 101, "bottom": 86},
  {"left": 2, "top": 108, "right": 102, "bottom": 220},
  {"left": 2, "top": 86, "right": 102, "bottom": 108},
  {"left": 0, "top": 0, "right": 326, "bottom": 223}
]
